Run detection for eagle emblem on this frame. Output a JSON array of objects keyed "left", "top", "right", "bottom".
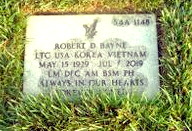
[{"left": 83, "top": 18, "right": 99, "bottom": 39}]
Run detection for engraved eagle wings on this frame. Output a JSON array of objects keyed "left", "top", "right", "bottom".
[{"left": 83, "top": 19, "right": 99, "bottom": 39}]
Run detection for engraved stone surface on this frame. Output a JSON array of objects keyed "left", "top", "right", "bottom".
[{"left": 23, "top": 14, "right": 160, "bottom": 98}]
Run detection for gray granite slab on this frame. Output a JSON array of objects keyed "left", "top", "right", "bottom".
[{"left": 23, "top": 14, "right": 160, "bottom": 98}]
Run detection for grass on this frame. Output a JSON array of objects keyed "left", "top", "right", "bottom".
[{"left": 0, "top": 0, "right": 192, "bottom": 130}]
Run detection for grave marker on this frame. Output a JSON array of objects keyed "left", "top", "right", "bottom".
[{"left": 23, "top": 14, "right": 160, "bottom": 98}]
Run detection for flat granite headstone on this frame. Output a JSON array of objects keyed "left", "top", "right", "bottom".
[{"left": 24, "top": 14, "right": 160, "bottom": 98}]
